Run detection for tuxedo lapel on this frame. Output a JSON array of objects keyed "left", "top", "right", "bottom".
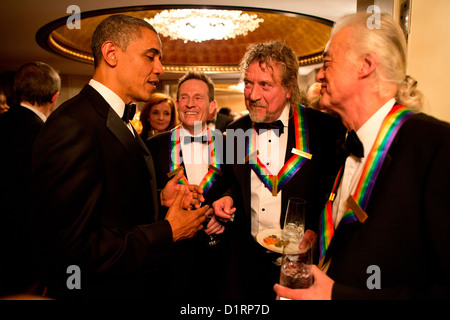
[
  {"left": 81, "top": 85, "right": 154, "bottom": 182},
  {"left": 135, "top": 130, "right": 159, "bottom": 218},
  {"left": 135, "top": 128, "right": 157, "bottom": 181},
  {"left": 280, "top": 115, "right": 296, "bottom": 226},
  {"left": 106, "top": 108, "right": 145, "bottom": 169},
  {"left": 103, "top": 99, "right": 159, "bottom": 220},
  {"left": 283, "top": 115, "right": 296, "bottom": 164},
  {"left": 178, "top": 150, "right": 187, "bottom": 180},
  {"left": 242, "top": 120, "right": 252, "bottom": 220}
]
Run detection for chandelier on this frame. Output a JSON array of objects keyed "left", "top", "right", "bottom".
[{"left": 145, "top": 9, "right": 264, "bottom": 43}]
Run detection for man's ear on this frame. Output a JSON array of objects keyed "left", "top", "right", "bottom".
[
  {"left": 359, "top": 53, "right": 378, "bottom": 79},
  {"left": 208, "top": 100, "right": 217, "bottom": 121},
  {"left": 285, "top": 76, "right": 297, "bottom": 101},
  {"left": 51, "top": 91, "right": 59, "bottom": 105},
  {"left": 101, "top": 41, "right": 118, "bottom": 67}
]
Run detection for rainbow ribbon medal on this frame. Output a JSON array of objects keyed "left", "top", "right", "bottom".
[
  {"left": 247, "top": 104, "right": 312, "bottom": 196},
  {"left": 319, "top": 104, "right": 413, "bottom": 260},
  {"left": 168, "top": 125, "right": 221, "bottom": 195}
]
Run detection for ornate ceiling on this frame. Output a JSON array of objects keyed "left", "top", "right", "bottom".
[{"left": 37, "top": 6, "right": 333, "bottom": 76}]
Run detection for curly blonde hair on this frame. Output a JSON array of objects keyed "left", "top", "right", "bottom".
[{"left": 240, "top": 41, "right": 307, "bottom": 108}]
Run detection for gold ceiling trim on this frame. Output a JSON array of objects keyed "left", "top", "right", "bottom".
[
  {"left": 48, "top": 34, "right": 244, "bottom": 74},
  {"left": 163, "top": 54, "right": 325, "bottom": 73},
  {"left": 48, "top": 35, "right": 242, "bottom": 73},
  {"left": 299, "top": 53, "right": 324, "bottom": 66},
  {"left": 163, "top": 65, "right": 240, "bottom": 73},
  {"left": 48, "top": 34, "right": 94, "bottom": 64}
]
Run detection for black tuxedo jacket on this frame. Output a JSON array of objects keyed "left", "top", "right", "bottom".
[
  {"left": 29, "top": 85, "right": 173, "bottom": 299},
  {"left": 146, "top": 129, "right": 230, "bottom": 299},
  {"left": 223, "top": 106, "right": 345, "bottom": 299},
  {"left": 215, "top": 113, "right": 234, "bottom": 133},
  {"left": 0, "top": 105, "right": 45, "bottom": 295},
  {"left": 325, "top": 113, "right": 450, "bottom": 299}
]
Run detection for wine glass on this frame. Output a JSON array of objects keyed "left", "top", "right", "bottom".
[
  {"left": 273, "top": 197, "right": 306, "bottom": 266},
  {"left": 282, "top": 197, "right": 306, "bottom": 249},
  {"left": 278, "top": 198, "right": 311, "bottom": 296}
]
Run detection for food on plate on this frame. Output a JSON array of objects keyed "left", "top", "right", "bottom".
[{"left": 263, "top": 234, "right": 290, "bottom": 248}]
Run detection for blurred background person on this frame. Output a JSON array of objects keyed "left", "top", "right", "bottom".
[
  {"left": 306, "top": 82, "right": 323, "bottom": 111},
  {"left": 215, "top": 107, "right": 234, "bottom": 133},
  {"left": 0, "top": 90, "right": 10, "bottom": 114},
  {"left": 0, "top": 61, "right": 60, "bottom": 297},
  {"left": 139, "top": 92, "right": 177, "bottom": 141}
]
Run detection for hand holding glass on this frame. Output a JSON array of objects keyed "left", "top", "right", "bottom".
[{"left": 279, "top": 238, "right": 313, "bottom": 289}]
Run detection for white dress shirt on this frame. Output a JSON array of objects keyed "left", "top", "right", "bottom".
[
  {"left": 250, "top": 105, "right": 290, "bottom": 238},
  {"left": 89, "top": 79, "right": 135, "bottom": 135},
  {"left": 179, "top": 125, "right": 209, "bottom": 185},
  {"left": 332, "top": 98, "right": 396, "bottom": 228}
]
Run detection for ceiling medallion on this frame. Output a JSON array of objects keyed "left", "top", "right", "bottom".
[
  {"left": 145, "top": 9, "right": 264, "bottom": 43},
  {"left": 36, "top": 6, "right": 333, "bottom": 74}
]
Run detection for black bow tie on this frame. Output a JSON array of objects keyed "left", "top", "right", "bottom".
[
  {"left": 122, "top": 104, "right": 136, "bottom": 123},
  {"left": 184, "top": 135, "right": 208, "bottom": 144},
  {"left": 253, "top": 120, "right": 285, "bottom": 136},
  {"left": 338, "top": 130, "right": 364, "bottom": 159}
]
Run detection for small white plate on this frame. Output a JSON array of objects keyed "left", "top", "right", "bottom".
[
  {"left": 256, "top": 228, "right": 308, "bottom": 255},
  {"left": 256, "top": 228, "right": 284, "bottom": 254}
]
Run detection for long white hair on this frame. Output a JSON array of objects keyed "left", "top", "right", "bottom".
[{"left": 333, "top": 12, "right": 423, "bottom": 111}]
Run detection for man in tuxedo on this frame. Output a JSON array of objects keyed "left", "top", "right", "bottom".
[
  {"left": 213, "top": 41, "right": 345, "bottom": 299},
  {"left": 29, "top": 14, "right": 208, "bottom": 299},
  {"left": 146, "top": 71, "right": 232, "bottom": 299},
  {"left": 0, "top": 61, "right": 60, "bottom": 297},
  {"left": 274, "top": 12, "right": 450, "bottom": 300}
]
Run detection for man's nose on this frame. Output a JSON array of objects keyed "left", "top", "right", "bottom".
[
  {"left": 154, "top": 58, "right": 164, "bottom": 76},
  {"left": 248, "top": 84, "right": 261, "bottom": 102},
  {"left": 316, "top": 66, "right": 325, "bottom": 83}
]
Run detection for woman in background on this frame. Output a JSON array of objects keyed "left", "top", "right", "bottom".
[
  {"left": 140, "top": 93, "right": 177, "bottom": 141},
  {"left": 0, "top": 91, "right": 10, "bottom": 114}
]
